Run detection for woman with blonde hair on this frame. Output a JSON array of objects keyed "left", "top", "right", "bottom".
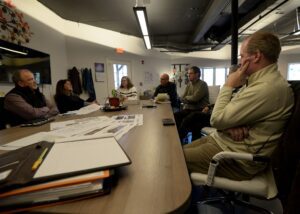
[{"left": 117, "top": 76, "right": 138, "bottom": 100}]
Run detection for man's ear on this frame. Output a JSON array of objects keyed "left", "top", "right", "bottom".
[
  {"left": 253, "top": 50, "right": 262, "bottom": 63},
  {"left": 18, "top": 81, "right": 25, "bottom": 87}
]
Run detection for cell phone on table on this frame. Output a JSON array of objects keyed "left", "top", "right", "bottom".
[{"left": 162, "top": 118, "right": 175, "bottom": 126}]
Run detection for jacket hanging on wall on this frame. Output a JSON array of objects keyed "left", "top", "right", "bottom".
[
  {"left": 68, "top": 67, "right": 82, "bottom": 95},
  {"left": 81, "top": 68, "right": 96, "bottom": 101}
]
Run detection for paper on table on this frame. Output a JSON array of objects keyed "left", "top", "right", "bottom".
[
  {"left": 50, "top": 120, "right": 75, "bottom": 131},
  {"left": 76, "top": 103, "right": 101, "bottom": 115},
  {"left": 49, "top": 120, "right": 112, "bottom": 138},
  {"left": 34, "top": 137, "right": 130, "bottom": 178},
  {"left": 0, "top": 146, "right": 19, "bottom": 151},
  {"left": 112, "top": 114, "right": 143, "bottom": 126},
  {"left": 0, "top": 132, "right": 57, "bottom": 150}
]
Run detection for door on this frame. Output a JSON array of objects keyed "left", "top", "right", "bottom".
[{"left": 107, "top": 60, "right": 132, "bottom": 97}]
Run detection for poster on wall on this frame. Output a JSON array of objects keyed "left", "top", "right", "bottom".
[
  {"left": 95, "top": 63, "right": 105, "bottom": 82},
  {"left": 144, "top": 71, "right": 153, "bottom": 84}
]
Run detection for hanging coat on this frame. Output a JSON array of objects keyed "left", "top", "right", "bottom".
[
  {"left": 68, "top": 67, "right": 82, "bottom": 95},
  {"left": 81, "top": 68, "right": 96, "bottom": 101}
]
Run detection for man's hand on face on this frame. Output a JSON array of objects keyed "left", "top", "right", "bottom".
[{"left": 225, "top": 61, "right": 249, "bottom": 88}]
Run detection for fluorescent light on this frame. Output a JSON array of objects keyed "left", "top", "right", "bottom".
[
  {"left": 136, "top": 10, "right": 148, "bottom": 35},
  {"left": 144, "top": 36, "right": 151, "bottom": 49},
  {"left": 133, "top": 7, "right": 151, "bottom": 49},
  {"left": 0, "top": 46, "right": 28, "bottom": 55}
]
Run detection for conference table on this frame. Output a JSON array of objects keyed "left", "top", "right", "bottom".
[{"left": 0, "top": 101, "right": 191, "bottom": 213}]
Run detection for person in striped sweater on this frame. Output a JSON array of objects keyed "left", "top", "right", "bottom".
[{"left": 117, "top": 76, "right": 138, "bottom": 101}]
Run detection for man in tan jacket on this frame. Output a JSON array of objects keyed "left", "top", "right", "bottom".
[{"left": 184, "top": 32, "right": 294, "bottom": 180}]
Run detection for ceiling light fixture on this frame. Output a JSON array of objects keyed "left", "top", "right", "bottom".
[{"left": 133, "top": 7, "right": 151, "bottom": 49}]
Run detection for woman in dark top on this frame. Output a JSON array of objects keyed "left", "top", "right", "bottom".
[{"left": 54, "top": 79, "right": 86, "bottom": 113}]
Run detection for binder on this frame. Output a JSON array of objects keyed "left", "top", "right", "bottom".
[
  {"left": 0, "top": 170, "right": 110, "bottom": 198},
  {"left": 0, "top": 136, "right": 131, "bottom": 192},
  {"left": 0, "top": 170, "right": 112, "bottom": 211}
]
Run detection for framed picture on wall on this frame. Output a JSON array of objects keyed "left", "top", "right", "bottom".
[{"left": 95, "top": 63, "right": 105, "bottom": 82}]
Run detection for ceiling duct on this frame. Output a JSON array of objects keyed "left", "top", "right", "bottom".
[{"left": 191, "top": 0, "right": 230, "bottom": 44}]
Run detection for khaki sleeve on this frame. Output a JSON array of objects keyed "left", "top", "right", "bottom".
[{"left": 210, "top": 84, "right": 276, "bottom": 130}]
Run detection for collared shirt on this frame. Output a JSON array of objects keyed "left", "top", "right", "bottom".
[{"left": 210, "top": 63, "right": 294, "bottom": 174}]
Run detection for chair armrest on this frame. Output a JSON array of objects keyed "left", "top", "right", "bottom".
[{"left": 206, "top": 151, "right": 269, "bottom": 186}]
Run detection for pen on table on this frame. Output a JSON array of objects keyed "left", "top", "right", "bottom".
[{"left": 31, "top": 148, "right": 48, "bottom": 171}]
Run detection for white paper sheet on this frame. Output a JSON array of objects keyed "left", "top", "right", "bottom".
[
  {"left": 0, "top": 132, "right": 56, "bottom": 150},
  {"left": 76, "top": 103, "right": 101, "bottom": 115}
]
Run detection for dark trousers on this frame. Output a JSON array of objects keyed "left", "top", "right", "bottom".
[
  {"left": 179, "top": 111, "right": 211, "bottom": 140},
  {"left": 174, "top": 109, "right": 192, "bottom": 131}
]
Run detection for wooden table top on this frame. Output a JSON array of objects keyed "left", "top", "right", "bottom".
[{"left": 0, "top": 102, "right": 191, "bottom": 214}]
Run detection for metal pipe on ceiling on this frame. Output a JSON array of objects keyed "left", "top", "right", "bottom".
[
  {"left": 191, "top": 0, "right": 230, "bottom": 44},
  {"left": 231, "top": 0, "right": 238, "bottom": 65}
]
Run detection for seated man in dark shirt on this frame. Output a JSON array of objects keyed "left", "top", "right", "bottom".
[
  {"left": 153, "top": 73, "right": 179, "bottom": 108},
  {"left": 4, "top": 69, "right": 59, "bottom": 126}
]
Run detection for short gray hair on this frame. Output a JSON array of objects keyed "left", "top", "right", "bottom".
[{"left": 12, "top": 69, "right": 30, "bottom": 85}]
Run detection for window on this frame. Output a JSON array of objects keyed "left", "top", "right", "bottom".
[
  {"left": 200, "top": 67, "right": 228, "bottom": 86},
  {"left": 215, "top": 68, "right": 226, "bottom": 86},
  {"left": 113, "top": 64, "right": 128, "bottom": 89},
  {"left": 287, "top": 63, "right": 300, "bottom": 80},
  {"left": 203, "top": 68, "right": 214, "bottom": 86}
]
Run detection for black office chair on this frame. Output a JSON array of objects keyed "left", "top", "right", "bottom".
[
  {"left": 0, "top": 97, "right": 7, "bottom": 130},
  {"left": 272, "top": 81, "right": 300, "bottom": 213},
  {"left": 190, "top": 81, "right": 300, "bottom": 214}
]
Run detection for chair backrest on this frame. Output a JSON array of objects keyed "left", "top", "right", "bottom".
[
  {"left": 272, "top": 81, "right": 300, "bottom": 208},
  {"left": 0, "top": 97, "right": 6, "bottom": 130}
]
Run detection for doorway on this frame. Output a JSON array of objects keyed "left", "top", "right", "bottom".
[{"left": 107, "top": 60, "right": 132, "bottom": 97}]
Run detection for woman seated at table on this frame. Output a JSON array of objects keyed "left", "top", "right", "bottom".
[
  {"left": 117, "top": 76, "right": 138, "bottom": 101},
  {"left": 54, "top": 79, "right": 95, "bottom": 113}
]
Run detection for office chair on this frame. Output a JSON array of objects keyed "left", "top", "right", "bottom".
[
  {"left": 191, "top": 152, "right": 276, "bottom": 213},
  {"left": 191, "top": 81, "right": 300, "bottom": 214},
  {"left": 0, "top": 97, "right": 7, "bottom": 130}
]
